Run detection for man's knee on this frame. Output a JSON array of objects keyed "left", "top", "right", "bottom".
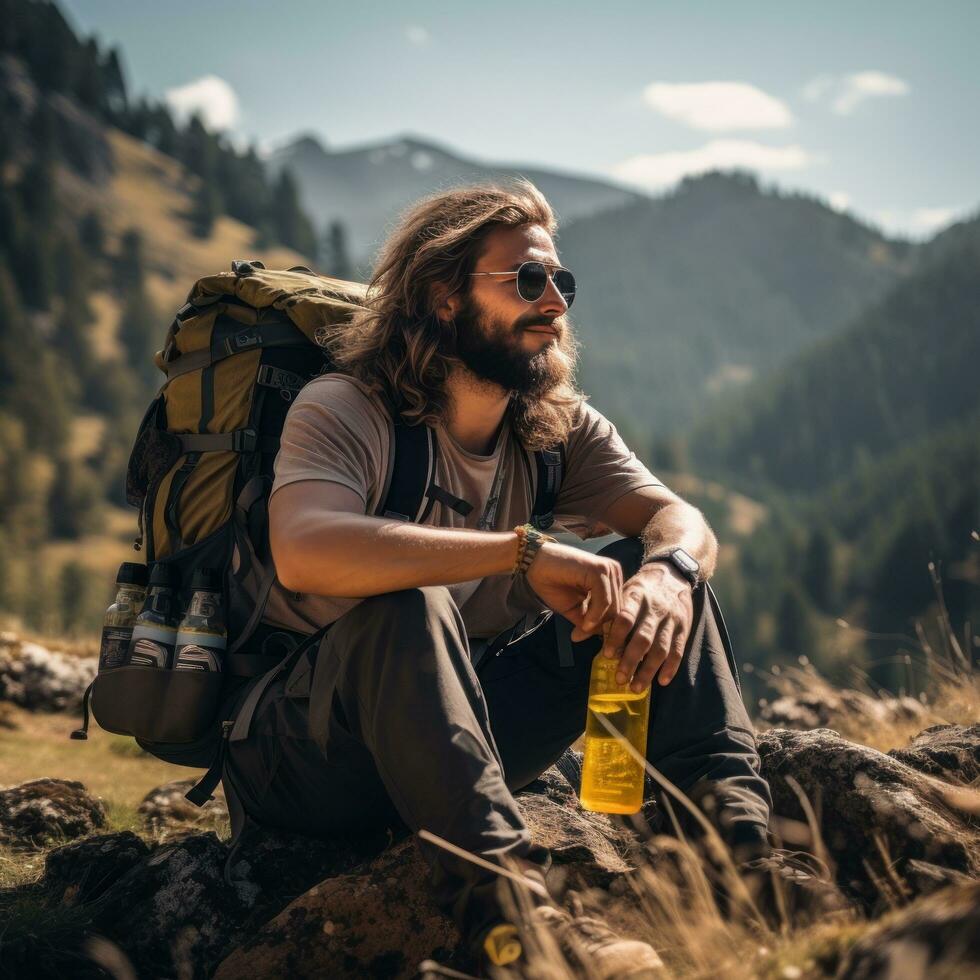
[
  {"left": 597, "top": 535, "right": 643, "bottom": 578},
  {"left": 341, "top": 586, "right": 459, "bottom": 635}
]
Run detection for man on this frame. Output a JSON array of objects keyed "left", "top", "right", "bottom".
[{"left": 224, "top": 180, "right": 771, "bottom": 977}]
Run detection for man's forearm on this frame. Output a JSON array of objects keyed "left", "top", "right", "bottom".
[
  {"left": 639, "top": 501, "right": 718, "bottom": 581},
  {"left": 273, "top": 511, "right": 521, "bottom": 597}
]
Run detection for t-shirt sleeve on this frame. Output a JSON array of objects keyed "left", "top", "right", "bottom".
[
  {"left": 271, "top": 375, "right": 388, "bottom": 509},
  {"left": 553, "top": 401, "right": 664, "bottom": 539}
]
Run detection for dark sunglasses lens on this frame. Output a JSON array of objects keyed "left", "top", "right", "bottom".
[
  {"left": 516, "top": 263, "right": 548, "bottom": 302},
  {"left": 553, "top": 268, "right": 576, "bottom": 307}
]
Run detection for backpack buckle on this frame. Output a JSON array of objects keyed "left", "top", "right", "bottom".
[
  {"left": 256, "top": 364, "right": 304, "bottom": 393},
  {"left": 232, "top": 429, "right": 258, "bottom": 453},
  {"left": 225, "top": 329, "right": 261, "bottom": 355}
]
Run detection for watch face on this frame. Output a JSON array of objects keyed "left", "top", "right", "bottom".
[{"left": 673, "top": 549, "right": 699, "bottom": 575}]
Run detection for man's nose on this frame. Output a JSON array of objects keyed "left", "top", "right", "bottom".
[{"left": 537, "top": 273, "right": 568, "bottom": 315}]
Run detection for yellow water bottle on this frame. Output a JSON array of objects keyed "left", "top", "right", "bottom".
[{"left": 580, "top": 652, "right": 651, "bottom": 814}]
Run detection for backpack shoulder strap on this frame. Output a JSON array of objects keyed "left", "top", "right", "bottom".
[
  {"left": 529, "top": 443, "right": 566, "bottom": 530},
  {"left": 375, "top": 409, "right": 477, "bottom": 523},
  {"left": 375, "top": 413, "right": 436, "bottom": 523}
]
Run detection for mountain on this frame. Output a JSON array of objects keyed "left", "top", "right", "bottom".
[
  {"left": 267, "top": 132, "right": 646, "bottom": 261},
  {"left": 555, "top": 171, "right": 916, "bottom": 441},
  {"left": 273, "top": 133, "right": 918, "bottom": 443},
  {"left": 687, "top": 219, "right": 980, "bottom": 495}
]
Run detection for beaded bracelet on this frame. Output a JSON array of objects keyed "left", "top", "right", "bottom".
[{"left": 511, "top": 523, "right": 556, "bottom": 577}]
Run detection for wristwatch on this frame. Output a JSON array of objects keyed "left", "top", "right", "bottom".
[{"left": 642, "top": 547, "right": 700, "bottom": 588}]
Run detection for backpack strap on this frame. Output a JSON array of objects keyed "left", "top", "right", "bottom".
[
  {"left": 375, "top": 414, "right": 472, "bottom": 523},
  {"left": 529, "top": 444, "right": 565, "bottom": 530},
  {"left": 376, "top": 415, "right": 436, "bottom": 522}
]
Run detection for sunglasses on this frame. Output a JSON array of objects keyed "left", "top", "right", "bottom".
[{"left": 470, "top": 261, "right": 576, "bottom": 308}]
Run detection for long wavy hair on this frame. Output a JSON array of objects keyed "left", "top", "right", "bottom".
[{"left": 325, "top": 179, "right": 584, "bottom": 450}]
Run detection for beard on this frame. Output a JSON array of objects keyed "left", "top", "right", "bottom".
[{"left": 451, "top": 292, "right": 578, "bottom": 398}]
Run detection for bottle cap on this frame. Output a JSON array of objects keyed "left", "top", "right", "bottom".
[
  {"left": 148, "top": 562, "right": 179, "bottom": 588},
  {"left": 189, "top": 567, "right": 220, "bottom": 591},
  {"left": 117, "top": 562, "right": 149, "bottom": 587}
]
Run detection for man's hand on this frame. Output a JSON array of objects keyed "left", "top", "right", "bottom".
[
  {"left": 524, "top": 542, "right": 624, "bottom": 640},
  {"left": 574, "top": 562, "right": 695, "bottom": 692}
]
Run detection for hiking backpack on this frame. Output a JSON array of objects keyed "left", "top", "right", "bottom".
[{"left": 72, "top": 261, "right": 565, "bottom": 806}]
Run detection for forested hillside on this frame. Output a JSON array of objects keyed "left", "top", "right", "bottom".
[
  {"left": 682, "top": 225, "right": 979, "bottom": 691},
  {"left": 555, "top": 171, "right": 916, "bottom": 440},
  {"left": 688, "top": 223, "right": 980, "bottom": 494},
  {"left": 0, "top": 0, "right": 314, "bottom": 634}
]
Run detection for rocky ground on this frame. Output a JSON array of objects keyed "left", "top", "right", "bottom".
[{"left": 0, "top": 632, "right": 977, "bottom": 979}]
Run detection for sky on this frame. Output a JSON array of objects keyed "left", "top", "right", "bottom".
[{"left": 62, "top": 0, "right": 980, "bottom": 239}]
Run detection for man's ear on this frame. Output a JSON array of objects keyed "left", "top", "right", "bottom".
[{"left": 431, "top": 282, "right": 461, "bottom": 324}]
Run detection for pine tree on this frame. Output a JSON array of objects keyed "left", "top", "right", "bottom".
[
  {"left": 101, "top": 47, "right": 128, "bottom": 118},
  {"left": 180, "top": 113, "right": 216, "bottom": 179},
  {"left": 118, "top": 284, "right": 162, "bottom": 389},
  {"left": 802, "top": 526, "right": 837, "bottom": 611},
  {"left": 191, "top": 177, "right": 220, "bottom": 239},
  {"left": 115, "top": 227, "right": 145, "bottom": 294},
  {"left": 319, "top": 220, "right": 354, "bottom": 279},
  {"left": 272, "top": 169, "right": 316, "bottom": 257},
  {"left": 59, "top": 560, "right": 93, "bottom": 636},
  {"left": 775, "top": 585, "right": 812, "bottom": 659},
  {"left": 79, "top": 210, "right": 106, "bottom": 258}
]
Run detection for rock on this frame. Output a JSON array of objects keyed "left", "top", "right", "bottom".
[
  {"left": 757, "top": 688, "right": 927, "bottom": 732},
  {"left": 0, "top": 778, "right": 107, "bottom": 848},
  {"left": 214, "top": 838, "right": 462, "bottom": 980},
  {"left": 228, "top": 821, "right": 396, "bottom": 925},
  {"left": 19, "top": 730, "right": 979, "bottom": 979},
  {"left": 836, "top": 881, "right": 980, "bottom": 979},
  {"left": 0, "top": 635, "right": 96, "bottom": 712},
  {"left": 889, "top": 724, "right": 980, "bottom": 785},
  {"left": 214, "top": 761, "right": 637, "bottom": 979},
  {"left": 138, "top": 779, "right": 229, "bottom": 834},
  {"left": 91, "top": 831, "right": 246, "bottom": 980},
  {"left": 758, "top": 728, "right": 980, "bottom": 911},
  {"left": 45, "top": 830, "right": 150, "bottom": 905}
]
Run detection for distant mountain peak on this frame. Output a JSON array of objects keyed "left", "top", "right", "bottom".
[
  {"left": 675, "top": 169, "right": 762, "bottom": 199},
  {"left": 280, "top": 132, "right": 329, "bottom": 157}
]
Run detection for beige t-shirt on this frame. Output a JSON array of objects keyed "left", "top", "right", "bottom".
[{"left": 264, "top": 375, "right": 663, "bottom": 638}]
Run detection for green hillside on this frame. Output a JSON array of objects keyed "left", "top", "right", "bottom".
[
  {"left": 688, "top": 225, "right": 980, "bottom": 495},
  {"left": 0, "top": 0, "right": 315, "bottom": 635},
  {"left": 556, "top": 171, "right": 915, "bottom": 441},
  {"left": 681, "top": 228, "right": 979, "bottom": 690}
]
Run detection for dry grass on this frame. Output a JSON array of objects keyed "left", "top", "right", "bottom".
[
  {"left": 429, "top": 602, "right": 978, "bottom": 979},
  {"left": 0, "top": 704, "right": 196, "bottom": 804}
]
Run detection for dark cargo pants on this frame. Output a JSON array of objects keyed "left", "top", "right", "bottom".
[{"left": 223, "top": 537, "right": 771, "bottom": 951}]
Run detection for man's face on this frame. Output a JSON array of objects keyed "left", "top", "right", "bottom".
[{"left": 450, "top": 224, "right": 577, "bottom": 396}]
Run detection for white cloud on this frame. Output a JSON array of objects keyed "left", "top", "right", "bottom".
[
  {"left": 803, "top": 70, "right": 909, "bottom": 116},
  {"left": 828, "top": 191, "right": 851, "bottom": 212},
  {"left": 406, "top": 25, "right": 430, "bottom": 45},
  {"left": 609, "top": 140, "right": 813, "bottom": 192},
  {"left": 875, "top": 205, "right": 960, "bottom": 238},
  {"left": 642, "top": 81, "right": 793, "bottom": 131},
  {"left": 165, "top": 75, "right": 240, "bottom": 131}
]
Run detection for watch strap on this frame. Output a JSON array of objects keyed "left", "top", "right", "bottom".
[{"left": 642, "top": 548, "right": 700, "bottom": 587}]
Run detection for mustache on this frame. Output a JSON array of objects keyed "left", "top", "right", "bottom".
[{"left": 520, "top": 315, "right": 564, "bottom": 331}]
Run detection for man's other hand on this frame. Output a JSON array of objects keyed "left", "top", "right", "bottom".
[{"left": 578, "top": 561, "right": 694, "bottom": 692}]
